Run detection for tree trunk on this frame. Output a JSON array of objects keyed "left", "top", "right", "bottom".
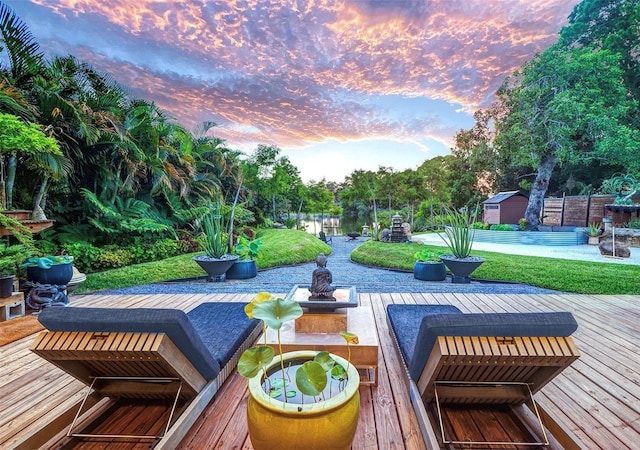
[
  {"left": 272, "top": 193, "right": 276, "bottom": 222},
  {"left": 6, "top": 155, "right": 16, "bottom": 209},
  {"left": 32, "top": 177, "right": 49, "bottom": 220},
  {"left": 524, "top": 154, "right": 557, "bottom": 227},
  {"left": 296, "top": 199, "right": 303, "bottom": 229},
  {"left": 227, "top": 176, "right": 243, "bottom": 253},
  {"left": 372, "top": 198, "right": 378, "bottom": 239}
]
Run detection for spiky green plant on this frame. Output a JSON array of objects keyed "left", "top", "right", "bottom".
[
  {"left": 439, "top": 207, "right": 475, "bottom": 258},
  {"left": 201, "top": 205, "right": 226, "bottom": 258}
]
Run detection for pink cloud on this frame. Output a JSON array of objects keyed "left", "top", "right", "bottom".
[{"left": 24, "top": 0, "right": 579, "bottom": 154}]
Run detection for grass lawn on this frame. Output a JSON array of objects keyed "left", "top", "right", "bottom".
[
  {"left": 75, "top": 229, "right": 639, "bottom": 295},
  {"left": 351, "top": 240, "right": 640, "bottom": 295},
  {"left": 75, "top": 228, "right": 330, "bottom": 294}
]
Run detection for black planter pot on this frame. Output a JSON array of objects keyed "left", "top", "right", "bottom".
[
  {"left": 226, "top": 259, "right": 258, "bottom": 280},
  {"left": 27, "top": 262, "right": 73, "bottom": 286},
  {"left": 193, "top": 254, "right": 239, "bottom": 282},
  {"left": 0, "top": 275, "right": 14, "bottom": 297},
  {"left": 413, "top": 261, "right": 446, "bottom": 281},
  {"left": 440, "top": 255, "right": 485, "bottom": 284}
]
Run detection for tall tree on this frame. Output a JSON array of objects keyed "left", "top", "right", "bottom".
[
  {"left": 243, "top": 145, "right": 301, "bottom": 222},
  {"left": 339, "top": 169, "right": 379, "bottom": 229},
  {"left": 559, "top": 0, "right": 640, "bottom": 100},
  {"left": 495, "top": 45, "right": 640, "bottom": 226}
]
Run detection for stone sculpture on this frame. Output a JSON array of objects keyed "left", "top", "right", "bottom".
[
  {"left": 309, "top": 253, "right": 336, "bottom": 298},
  {"left": 25, "top": 282, "right": 69, "bottom": 310}
]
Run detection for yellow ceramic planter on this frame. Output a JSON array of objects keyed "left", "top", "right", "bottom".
[{"left": 247, "top": 351, "right": 360, "bottom": 450}]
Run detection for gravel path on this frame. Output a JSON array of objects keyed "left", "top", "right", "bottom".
[{"left": 98, "top": 236, "right": 558, "bottom": 295}]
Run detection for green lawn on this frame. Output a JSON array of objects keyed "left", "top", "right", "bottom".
[
  {"left": 75, "top": 230, "right": 639, "bottom": 295},
  {"left": 351, "top": 240, "right": 640, "bottom": 295},
  {"left": 75, "top": 229, "right": 330, "bottom": 294}
]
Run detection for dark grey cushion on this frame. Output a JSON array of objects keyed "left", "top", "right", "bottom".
[
  {"left": 38, "top": 306, "right": 230, "bottom": 380},
  {"left": 386, "top": 304, "right": 463, "bottom": 369},
  {"left": 406, "top": 311, "right": 578, "bottom": 381},
  {"left": 386, "top": 305, "right": 579, "bottom": 381},
  {"left": 187, "top": 302, "right": 261, "bottom": 367}
]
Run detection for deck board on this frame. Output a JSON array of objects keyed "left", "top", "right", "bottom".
[{"left": 0, "top": 292, "right": 638, "bottom": 449}]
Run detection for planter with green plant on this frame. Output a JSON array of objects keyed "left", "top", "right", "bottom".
[
  {"left": 21, "top": 254, "right": 74, "bottom": 286},
  {"left": 413, "top": 248, "right": 446, "bottom": 281},
  {"left": 438, "top": 207, "right": 485, "bottom": 283},
  {"left": 226, "top": 235, "right": 263, "bottom": 279},
  {"left": 586, "top": 222, "right": 602, "bottom": 245},
  {"left": 238, "top": 292, "right": 360, "bottom": 450},
  {"left": 193, "top": 203, "right": 238, "bottom": 281},
  {"left": 0, "top": 243, "right": 28, "bottom": 297}
]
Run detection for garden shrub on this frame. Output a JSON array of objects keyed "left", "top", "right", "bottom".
[
  {"left": 472, "top": 221, "right": 490, "bottom": 230},
  {"left": 95, "top": 247, "right": 134, "bottom": 270},
  {"left": 519, "top": 218, "right": 528, "bottom": 231},
  {"left": 178, "top": 233, "right": 200, "bottom": 253},
  {"left": 627, "top": 219, "right": 640, "bottom": 229},
  {"left": 489, "top": 224, "right": 515, "bottom": 231},
  {"left": 149, "top": 239, "right": 180, "bottom": 261},
  {"left": 64, "top": 242, "right": 102, "bottom": 273},
  {"left": 284, "top": 216, "right": 296, "bottom": 229}
]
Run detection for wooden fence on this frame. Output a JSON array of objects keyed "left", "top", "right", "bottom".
[{"left": 542, "top": 194, "right": 640, "bottom": 226}]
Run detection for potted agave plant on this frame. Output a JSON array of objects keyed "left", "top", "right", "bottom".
[
  {"left": 413, "top": 248, "right": 447, "bottom": 281},
  {"left": 238, "top": 292, "right": 360, "bottom": 450},
  {"left": 438, "top": 206, "right": 485, "bottom": 283},
  {"left": 192, "top": 203, "right": 238, "bottom": 281},
  {"left": 586, "top": 222, "right": 602, "bottom": 245}
]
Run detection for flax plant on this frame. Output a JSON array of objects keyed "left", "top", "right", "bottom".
[
  {"left": 439, "top": 207, "right": 476, "bottom": 258},
  {"left": 202, "top": 204, "right": 226, "bottom": 258}
]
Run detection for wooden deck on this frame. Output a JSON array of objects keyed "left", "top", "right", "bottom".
[{"left": 1, "top": 292, "right": 639, "bottom": 449}]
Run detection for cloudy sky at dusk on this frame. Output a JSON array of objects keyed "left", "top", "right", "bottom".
[{"left": 6, "top": 0, "right": 580, "bottom": 182}]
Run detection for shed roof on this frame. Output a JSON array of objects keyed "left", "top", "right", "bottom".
[{"left": 483, "top": 191, "right": 528, "bottom": 204}]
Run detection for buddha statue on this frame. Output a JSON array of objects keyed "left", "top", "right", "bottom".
[{"left": 309, "top": 253, "right": 336, "bottom": 299}]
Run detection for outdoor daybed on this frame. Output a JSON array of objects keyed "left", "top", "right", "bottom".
[
  {"left": 30, "top": 302, "right": 262, "bottom": 449},
  {"left": 386, "top": 304, "right": 581, "bottom": 449}
]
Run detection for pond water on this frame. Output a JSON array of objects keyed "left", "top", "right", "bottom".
[
  {"left": 297, "top": 215, "right": 371, "bottom": 236},
  {"left": 263, "top": 358, "right": 348, "bottom": 405}
]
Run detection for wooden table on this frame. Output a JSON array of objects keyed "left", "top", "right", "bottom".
[{"left": 264, "top": 305, "right": 379, "bottom": 386}]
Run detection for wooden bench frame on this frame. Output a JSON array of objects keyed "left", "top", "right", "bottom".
[
  {"left": 390, "top": 333, "right": 581, "bottom": 449},
  {"left": 29, "top": 325, "right": 262, "bottom": 449}
]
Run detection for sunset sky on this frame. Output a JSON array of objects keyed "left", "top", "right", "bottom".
[{"left": 6, "top": 0, "right": 580, "bottom": 182}]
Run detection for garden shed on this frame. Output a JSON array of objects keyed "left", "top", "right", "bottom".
[{"left": 483, "top": 191, "right": 529, "bottom": 225}]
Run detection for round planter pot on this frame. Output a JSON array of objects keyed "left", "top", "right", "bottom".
[
  {"left": 225, "top": 259, "right": 258, "bottom": 279},
  {"left": 247, "top": 350, "right": 360, "bottom": 450},
  {"left": 440, "top": 255, "right": 485, "bottom": 284},
  {"left": 413, "top": 261, "right": 447, "bottom": 281},
  {"left": 0, "top": 275, "right": 14, "bottom": 297},
  {"left": 27, "top": 262, "right": 73, "bottom": 286},
  {"left": 193, "top": 254, "right": 238, "bottom": 282}
]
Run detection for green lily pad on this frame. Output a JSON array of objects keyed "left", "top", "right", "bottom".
[
  {"left": 237, "top": 345, "right": 274, "bottom": 378},
  {"left": 340, "top": 331, "right": 359, "bottom": 344},
  {"left": 295, "top": 361, "right": 328, "bottom": 396},
  {"left": 285, "top": 389, "right": 297, "bottom": 398},
  {"left": 271, "top": 377, "right": 287, "bottom": 389},
  {"left": 269, "top": 387, "right": 282, "bottom": 398},
  {"left": 313, "top": 351, "right": 336, "bottom": 372},
  {"left": 251, "top": 297, "right": 303, "bottom": 330},
  {"left": 331, "top": 364, "right": 346, "bottom": 381}
]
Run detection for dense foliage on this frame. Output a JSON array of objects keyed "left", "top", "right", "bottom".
[
  {"left": 452, "top": 0, "right": 640, "bottom": 226},
  {"left": 1, "top": 0, "right": 639, "bottom": 270}
]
